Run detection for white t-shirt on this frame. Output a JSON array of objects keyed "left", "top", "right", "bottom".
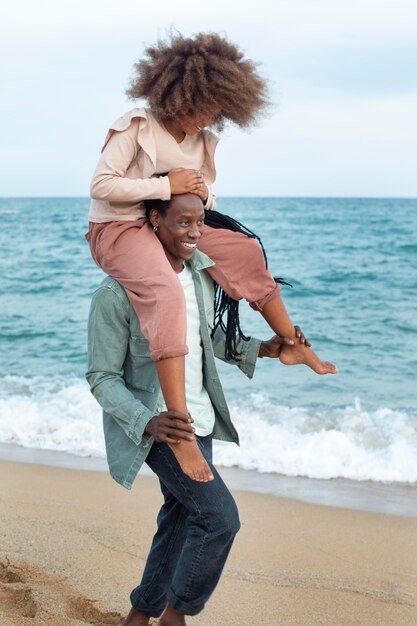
[{"left": 162, "top": 263, "right": 215, "bottom": 436}]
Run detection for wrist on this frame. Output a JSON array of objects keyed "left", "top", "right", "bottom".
[{"left": 258, "top": 342, "right": 266, "bottom": 358}]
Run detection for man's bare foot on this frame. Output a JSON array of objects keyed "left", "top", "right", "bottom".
[
  {"left": 169, "top": 439, "right": 214, "bottom": 482},
  {"left": 158, "top": 603, "right": 186, "bottom": 626},
  {"left": 123, "top": 606, "right": 149, "bottom": 626},
  {"left": 279, "top": 342, "right": 338, "bottom": 375}
]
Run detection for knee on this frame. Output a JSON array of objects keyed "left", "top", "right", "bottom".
[
  {"left": 242, "top": 236, "right": 265, "bottom": 267},
  {"left": 214, "top": 496, "right": 241, "bottom": 538}
]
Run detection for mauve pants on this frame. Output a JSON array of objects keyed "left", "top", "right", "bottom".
[{"left": 86, "top": 219, "right": 279, "bottom": 360}]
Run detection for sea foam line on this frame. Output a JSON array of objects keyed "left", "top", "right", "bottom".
[{"left": 0, "top": 376, "right": 416, "bottom": 483}]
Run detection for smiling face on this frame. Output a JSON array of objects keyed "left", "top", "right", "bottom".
[
  {"left": 149, "top": 194, "right": 205, "bottom": 272},
  {"left": 178, "top": 106, "right": 221, "bottom": 136},
  {"left": 163, "top": 105, "right": 221, "bottom": 141}
]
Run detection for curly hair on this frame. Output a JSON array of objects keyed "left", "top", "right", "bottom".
[{"left": 125, "top": 32, "right": 271, "bottom": 131}]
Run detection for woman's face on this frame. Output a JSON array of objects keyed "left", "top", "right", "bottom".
[
  {"left": 176, "top": 105, "right": 221, "bottom": 136},
  {"left": 151, "top": 194, "right": 205, "bottom": 272}
]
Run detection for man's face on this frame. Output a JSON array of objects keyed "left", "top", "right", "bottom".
[{"left": 152, "top": 194, "right": 205, "bottom": 271}]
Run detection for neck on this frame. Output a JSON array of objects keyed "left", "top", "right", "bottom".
[{"left": 162, "top": 118, "right": 186, "bottom": 143}]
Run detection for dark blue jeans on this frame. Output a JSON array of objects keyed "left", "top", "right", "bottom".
[{"left": 130, "top": 435, "right": 240, "bottom": 617}]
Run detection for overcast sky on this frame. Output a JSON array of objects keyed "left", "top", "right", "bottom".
[{"left": 1, "top": 0, "right": 416, "bottom": 197}]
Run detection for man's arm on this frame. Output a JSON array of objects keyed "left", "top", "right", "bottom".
[
  {"left": 86, "top": 284, "right": 154, "bottom": 446},
  {"left": 211, "top": 327, "right": 262, "bottom": 379},
  {"left": 86, "top": 284, "right": 195, "bottom": 446},
  {"left": 212, "top": 328, "right": 300, "bottom": 378}
]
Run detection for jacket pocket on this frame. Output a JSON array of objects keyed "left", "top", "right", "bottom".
[{"left": 126, "top": 336, "right": 156, "bottom": 392}]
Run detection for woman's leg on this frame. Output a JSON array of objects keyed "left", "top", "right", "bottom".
[
  {"left": 198, "top": 225, "right": 337, "bottom": 374},
  {"left": 127, "top": 437, "right": 240, "bottom": 624},
  {"left": 87, "top": 221, "right": 213, "bottom": 481}
]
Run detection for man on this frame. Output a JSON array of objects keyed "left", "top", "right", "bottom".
[{"left": 86, "top": 193, "right": 298, "bottom": 626}]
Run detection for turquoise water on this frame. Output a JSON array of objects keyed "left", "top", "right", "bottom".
[{"left": 1, "top": 197, "right": 416, "bottom": 482}]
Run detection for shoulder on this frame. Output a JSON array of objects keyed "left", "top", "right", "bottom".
[
  {"left": 109, "top": 107, "right": 149, "bottom": 132},
  {"left": 101, "top": 108, "right": 152, "bottom": 151},
  {"left": 201, "top": 128, "right": 220, "bottom": 148},
  {"left": 92, "top": 277, "right": 130, "bottom": 312}
]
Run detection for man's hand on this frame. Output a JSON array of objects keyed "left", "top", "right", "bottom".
[
  {"left": 294, "top": 325, "right": 312, "bottom": 347},
  {"left": 144, "top": 410, "right": 195, "bottom": 444},
  {"left": 259, "top": 325, "right": 312, "bottom": 358},
  {"left": 258, "top": 335, "right": 294, "bottom": 358}
]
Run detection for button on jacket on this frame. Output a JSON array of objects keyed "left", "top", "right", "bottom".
[{"left": 86, "top": 250, "right": 262, "bottom": 489}]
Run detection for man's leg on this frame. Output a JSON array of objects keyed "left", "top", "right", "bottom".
[{"left": 126, "top": 437, "right": 240, "bottom": 623}]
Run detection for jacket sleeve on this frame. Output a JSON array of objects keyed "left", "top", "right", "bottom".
[
  {"left": 211, "top": 327, "right": 262, "bottom": 379},
  {"left": 204, "top": 186, "right": 217, "bottom": 210},
  {"left": 90, "top": 119, "right": 171, "bottom": 202},
  {"left": 86, "top": 285, "right": 154, "bottom": 445}
]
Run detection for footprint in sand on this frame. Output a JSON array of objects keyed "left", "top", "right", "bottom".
[
  {"left": 0, "top": 555, "right": 124, "bottom": 625},
  {"left": 0, "top": 557, "right": 38, "bottom": 619}
]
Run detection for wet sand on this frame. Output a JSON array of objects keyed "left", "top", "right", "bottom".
[{"left": 1, "top": 459, "right": 417, "bottom": 625}]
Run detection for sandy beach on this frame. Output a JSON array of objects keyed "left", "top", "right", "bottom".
[{"left": 1, "top": 459, "right": 416, "bottom": 626}]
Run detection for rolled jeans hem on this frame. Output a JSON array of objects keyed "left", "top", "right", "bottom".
[
  {"left": 249, "top": 283, "right": 281, "bottom": 312},
  {"left": 150, "top": 344, "right": 189, "bottom": 362},
  {"left": 167, "top": 588, "right": 205, "bottom": 617},
  {"left": 129, "top": 589, "right": 164, "bottom": 618}
]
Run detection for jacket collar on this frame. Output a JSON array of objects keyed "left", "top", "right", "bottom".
[{"left": 189, "top": 249, "right": 215, "bottom": 272}]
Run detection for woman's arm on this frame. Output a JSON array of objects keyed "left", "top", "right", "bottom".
[{"left": 90, "top": 119, "right": 171, "bottom": 202}]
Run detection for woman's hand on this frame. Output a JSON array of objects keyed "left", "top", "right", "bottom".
[
  {"left": 168, "top": 168, "right": 206, "bottom": 196},
  {"left": 144, "top": 410, "right": 195, "bottom": 444}
]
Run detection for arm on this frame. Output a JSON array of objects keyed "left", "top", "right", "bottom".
[
  {"left": 86, "top": 284, "right": 154, "bottom": 445},
  {"left": 90, "top": 119, "right": 171, "bottom": 202},
  {"left": 86, "top": 284, "right": 195, "bottom": 445},
  {"left": 91, "top": 120, "right": 212, "bottom": 203},
  {"left": 211, "top": 326, "right": 262, "bottom": 379},
  {"left": 203, "top": 185, "right": 217, "bottom": 210},
  {"left": 213, "top": 329, "right": 301, "bottom": 377}
]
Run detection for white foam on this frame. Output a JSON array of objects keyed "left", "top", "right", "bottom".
[
  {"left": 214, "top": 395, "right": 417, "bottom": 483},
  {"left": 0, "top": 377, "right": 416, "bottom": 483},
  {"left": 0, "top": 375, "right": 105, "bottom": 457}
]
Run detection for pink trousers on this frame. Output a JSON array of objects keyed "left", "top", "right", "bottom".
[{"left": 87, "top": 219, "right": 279, "bottom": 361}]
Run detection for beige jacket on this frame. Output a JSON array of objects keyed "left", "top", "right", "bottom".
[{"left": 89, "top": 108, "right": 219, "bottom": 223}]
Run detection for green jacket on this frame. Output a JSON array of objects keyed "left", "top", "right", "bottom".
[{"left": 86, "top": 250, "right": 262, "bottom": 489}]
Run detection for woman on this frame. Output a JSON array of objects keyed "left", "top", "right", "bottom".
[{"left": 87, "top": 32, "right": 337, "bottom": 483}]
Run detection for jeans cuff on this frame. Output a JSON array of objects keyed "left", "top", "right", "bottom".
[
  {"left": 129, "top": 588, "right": 165, "bottom": 618},
  {"left": 167, "top": 588, "right": 205, "bottom": 616}
]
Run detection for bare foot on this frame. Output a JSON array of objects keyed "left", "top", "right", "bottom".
[
  {"left": 169, "top": 439, "right": 214, "bottom": 482},
  {"left": 123, "top": 606, "right": 150, "bottom": 626},
  {"left": 279, "top": 342, "right": 338, "bottom": 375},
  {"left": 158, "top": 603, "right": 186, "bottom": 626}
]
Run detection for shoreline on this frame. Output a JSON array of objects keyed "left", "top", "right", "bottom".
[
  {"left": 1, "top": 458, "right": 417, "bottom": 625},
  {"left": 1, "top": 442, "right": 416, "bottom": 518}
]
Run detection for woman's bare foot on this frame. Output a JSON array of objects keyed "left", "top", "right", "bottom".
[
  {"left": 169, "top": 439, "right": 214, "bottom": 482},
  {"left": 279, "top": 342, "right": 338, "bottom": 375},
  {"left": 158, "top": 603, "right": 186, "bottom": 626},
  {"left": 123, "top": 606, "right": 149, "bottom": 625}
]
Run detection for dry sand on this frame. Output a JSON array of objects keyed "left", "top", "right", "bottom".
[{"left": 1, "top": 459, "right": 416, "bottom": 626}]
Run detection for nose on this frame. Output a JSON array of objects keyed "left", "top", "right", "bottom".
[{"left": 188, "top": 223, "right": 202, "bottom": 240}]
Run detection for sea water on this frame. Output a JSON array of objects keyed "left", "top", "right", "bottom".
[{"left": 1, "top": 197, "right": 416, "bottom": 484}]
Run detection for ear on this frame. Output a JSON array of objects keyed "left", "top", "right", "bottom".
[{"left": 149, "top": 208, "right": 159, "bottom": 229}]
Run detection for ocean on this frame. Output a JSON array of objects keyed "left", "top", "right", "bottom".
[{"left": 1, "top": 197, "right": 417, "bottom": 491}]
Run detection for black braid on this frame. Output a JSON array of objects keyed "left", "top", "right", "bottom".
[{"left": 204, "top": 210, "right": 292, "bottom": 361}]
